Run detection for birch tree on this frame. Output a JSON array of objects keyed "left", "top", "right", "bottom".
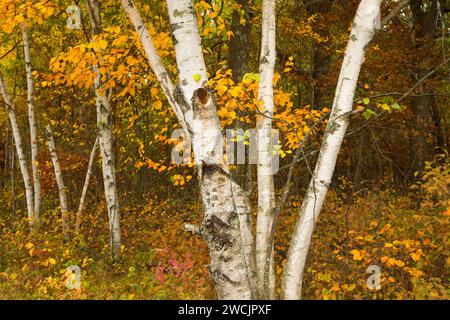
[
  {"left": 120, "top": 0, "right": 256, "bottom": 299},
  {"left": 282, "top": 0, "right": 382, "bottom": 300},
  {"left": 120, "top": 0, "right": 384, "bottom": 300},
  {"left": 256, "top": 0, "right": 277, "bottom": 299},
  {"left": 44, "top": 125, "right": 69, "bottom": 239},
  {"left": 75, "top": 136, "right": 99, "bottom": 233},
  {"left": 85, "top": 0, "right": 121, "bottom": 257},
  {"left": 0, "top": 71, "right": 35, "bottom": 225},
  {"left": 22, "top": 25, "right": 41, "bottom": 225}
]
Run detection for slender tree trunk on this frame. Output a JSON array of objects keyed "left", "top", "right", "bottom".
[
  {"left": 0, "top": 71, "right": 35, "bottom": 225},
  {"left": 85, "top": 0, "right": 121, "bottom": 257},
  {"left": 256, "top": 0, "right": 277, "bottom": 300},
  {"left": 229, "top": 0, "right": 252, "bottom": 82},
  {"left": 306, "top": 0, "right": 333, "bottom": 108},
  {"left": 3, "top": 128, "right": 9, "bottom": 188},
  {"left": 22, "top": 25, "right": 41, "bottom": 225},
  {"left": 282, "top": 0, "right": 382, "bottom": 300},
  {"left": 11, "top": 132, "right": 16, "bottom": 216},
  {"left": 44, "top": 125, "right": 70, "bottom": 239},
  {"left": 228, "top": 0, "right": 253, "bottom": 190},
  {"left": 121, "top": 0, "right": 256, "bottom": 299},
  {"left": 408, "top": 0, "right": 439, "bottom": 174},
  {"left": 75, "top": 136, "right": 99, "bottom": 233}
]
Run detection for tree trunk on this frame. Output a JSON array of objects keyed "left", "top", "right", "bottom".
[
  {"left": 22, "top": 25, "right": 41, "bottom": 225},
  {"left": 256, "top": 0, "right": 277, "bottom": 300},
  {"left": 44, "top": 125, "right": 70, "bottom": 239},
  {"left": 229, "top": 0, "right": 252, "bottom": 82},
  {"left": 408, "top": 0, "right": 439, "bottom": 174},
  {"left": 75, "top": 136, "right": 99, "bottom": 233},
  {"left": 85, "top": 0, "right": 121, "bottom": 257},
  {"left": 121, "top": 0, "right": 256, "bottom": 299},
  {"left": 282, "top": 0, "right": 382, "bottom": 300},
  {"left": 0, "top": 71, "right": 35, "bottom": 225}
]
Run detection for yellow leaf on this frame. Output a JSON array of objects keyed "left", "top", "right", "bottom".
[
  {"left": 150, "top": 87, "right": 159, "bottom": 97},
  {"left": 331, "top": 283, "right": 340, "bottom": 292},
  {"left": 410, "top": 249, "right": 423, "bottom": 262},
  {"left": 126, "top": 56, "right": 139, "bottom": 66},
  {"left": 342, "top": 284, "right": 356, "bottom": 291},
  {"left": 381, "top": 103, "right": 391, "bottom": 111},
  {"left": 154, "top": 100, "right": 163, "bottom": 110},
  {"left": 350, "top": 249, "right": 364, "bottom": 261},
  {"left": 97, "top": 39, "right": 108, "bottom": 50},
  {"left": 394, "top": 260, "right": 405, "bottom": 267}
]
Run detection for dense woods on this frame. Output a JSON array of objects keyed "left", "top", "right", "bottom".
[{"left": 0, "top": 0, "right": 448, "bottom": 300}]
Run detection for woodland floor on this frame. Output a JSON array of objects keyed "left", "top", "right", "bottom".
[{"left": 0, "top": 189, "right": 448, "bottom": 300}]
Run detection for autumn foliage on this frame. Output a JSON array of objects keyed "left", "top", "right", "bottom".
[{"left": 0, "top": 0, "right": 449, "bottom": 299}]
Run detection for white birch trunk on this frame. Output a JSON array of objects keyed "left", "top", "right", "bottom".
[
  {"left": 0, "top": 71, "right": 35, "bottom": 225},
  {"left": 44, "top": 125, "right": 70, "bottom": 239},
  {"left": 75, "top": 136, "right": 99, "bottom": 233},
  {"left": 256, "top": 0, "right": 277, "bottom": 299},
  {"left": 22, "top": 25, "right": 41, "bottom": 225},
  {"left": 118, "top": 0, "right": 188, "bottom": 136},
  {"left": 95, "top": 85, "right": 122, "bottom": 256},
  {"left": 85, "top": 0, "right": 121, "bottom": 256},
  {"left": 282, "top": 0, "right": 382, "bottom": 300},
  {"left": 121, "top": 0, "right": 256, "bottom": 299},
  {"left": 167, "top": 0, "right": 254, "bottom": 298}
]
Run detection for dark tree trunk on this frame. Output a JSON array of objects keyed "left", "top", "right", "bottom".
[
  {"left": 408, "top": 0, "right": 439, "bottom": 173},
  {"left": 228, "top": 0, "right": 252, "bottom": 82}
]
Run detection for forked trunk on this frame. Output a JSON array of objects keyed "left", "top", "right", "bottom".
[{"left": 121, "top": 0, "right": 256, "bottom": 298}]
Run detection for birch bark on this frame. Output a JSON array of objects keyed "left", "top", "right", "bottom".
[
  {"left": 0, "top": 71, "right": 35, "bottom": 225},
  {"left": 256, "top": 0, "right": 277, "bottom": 299},
  {"left": 167, "top": 0, "right": 255, "bottom": 299},
  {"left": 75, "top": 136, "right": 99, "bottom": 233},
  {"left": 22, "top": 26, "right": 41, "bottom": 225},
  {"left": 282, "top": 0, "right": 382, "bottom": 300},
  {"left": 85, "top": 0, "right": 121, "bottom": 257},
  {"left": 121, "top": 0, "right": 256, "bottom": 298},
  {"left": 44, "top": 125, "right": 70, "bottom": 239}
]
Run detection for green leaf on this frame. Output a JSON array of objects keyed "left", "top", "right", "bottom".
[
  {"left": 193, "top": 74, "right": 201, "bottom": 82},
  {"left": 362, "top": 108, "right": 377, "bottom": 120},
  {"left": 243, "top": 73, "right": 261, "bottom": 82},
  {"left": 391, "top": 102, "right": 401, "bottom": 110},
  {"left": 363, "top": 97, "right": 370, "bottom": 105}
]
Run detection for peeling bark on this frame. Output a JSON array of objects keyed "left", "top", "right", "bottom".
[{"left": 121, "top": 0, "right": 256, "bottom": 298}]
